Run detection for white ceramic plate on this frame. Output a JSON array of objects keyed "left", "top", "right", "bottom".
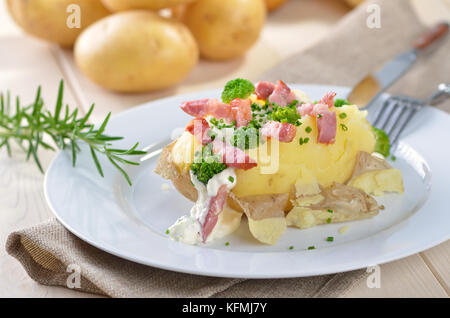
[{"left": 44, "top": 85, "right": 450, "bottom": 278}]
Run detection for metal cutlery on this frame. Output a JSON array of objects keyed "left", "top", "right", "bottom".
[
  {"left": 372, "top": 83, "right": 450, "bottom": 147},
  {"left": 347, "top": 22, "right": 449, "bottom": 110}
]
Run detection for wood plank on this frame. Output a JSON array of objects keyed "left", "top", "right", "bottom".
[
  {"left": 0, "top": 37, "right": 98, "bottom": 298},
  {"left": 0, "top": 0, "right": 22, "bottom": 37},
  {"left": 343, "top": 254, "right": 448, "bottom": 298},
  {"left": 421, "top": 241, "right": 450, "bottom": 295}
]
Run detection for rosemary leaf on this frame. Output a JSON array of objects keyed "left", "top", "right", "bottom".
[
  {"left": 0, "top": 80, "right": 146, "bottom": 186},
  {"left": 89, "top": 146, "right": 104, "bottom": 177}
]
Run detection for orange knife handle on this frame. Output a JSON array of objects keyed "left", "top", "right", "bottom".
[{"left": 413, "top": 22, "right": 449, "bottom": 50}]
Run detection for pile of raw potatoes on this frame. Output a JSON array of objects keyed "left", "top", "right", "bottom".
[{"left": 7, "top": 0, "right": 289, "bottom": 93}]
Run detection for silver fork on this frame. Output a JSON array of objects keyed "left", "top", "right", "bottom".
[{"left": 371, "top": 83, "right": 450, "bottom": 147}]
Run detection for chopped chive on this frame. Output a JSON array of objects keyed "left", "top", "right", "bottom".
[
  {"left": 339, "top": 112, "right": 347, "bottom": 119},
  {"left": 299, "top": 137, "right": 309, "bottom": 145},
  {"left": 228, "top": 176, "right": 235, "bottom": 183},
  {"left": 165, "top": 229, "right": 169, "bottom": 235},
  {"left": 390, "top": 155, "right": 397, "bottom": 161},
  {"left": 225, "top": 242, "right": 230, "bottom": 246},
  {"left": 326, "top": 236, "right": 334, "bottom": 242},
  {"left": 289, "top": 246, "right": 294, "bottom": 250},
  {"left": 305, "top": 126, "right": 312, "bottom": 133},
  {"left": 327, "top": 209, "right": 333, "bottom": 213},
  {"left": 340, "top": 124, "right": 348, "bottom": 131},
  {"left": 334, "top": 99, "right": 350, "bottom": 107},
  {"left": 317, "top": 114, "right": 323, "bottom": 118},
  {"left": 326, "top": 218, "right": 332, "bottom": 224},
  {"left": 307, "top": 246, "right": 315, "bottom": 250}
]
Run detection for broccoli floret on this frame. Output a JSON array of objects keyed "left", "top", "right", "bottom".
[
  {"left": 190, "top": 146, "right": 227, "bottom": 185},
  {"left": 221, "top": 78, "right": 255, "bottom": 104},
  {"left": 268, "top": 101, "right": 301, "bottom": 126},
  {"left": 372, "top": 127, "right": 391, "bottom": 157},
  {"left": 232, "top": 126, "right": 259, "bottom": 150},
  {"left": 334, "top": 99, "right": 351, "bottom": 107}
]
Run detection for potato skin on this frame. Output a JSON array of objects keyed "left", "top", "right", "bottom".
[
  {"left": 101, "top": 0, "right": 196, "bottom": 11},
  {"left": 183, "top": 0, "right": 266, "bottom": 60},
  {"left": 74, "top": 11, "right": 198, "bottom": 92},
  {"left": 6, "top": 0, "right": 110, "bottom": 47},
  {"left": 265, "top": 0, "right": 288, "bottom": 12}
]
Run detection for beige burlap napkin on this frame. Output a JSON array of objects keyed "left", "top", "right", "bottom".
[{"left": 6, "top": 0, "right": 450, "bottom": 298}]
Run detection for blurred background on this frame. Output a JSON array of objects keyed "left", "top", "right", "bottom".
[{"left": 1, "top": 0, "right": 449, "bottom": 121}]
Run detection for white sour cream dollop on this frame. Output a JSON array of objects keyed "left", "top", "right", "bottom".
[{"left": 168, "top": 168, "right": 236, "bottom": 245}]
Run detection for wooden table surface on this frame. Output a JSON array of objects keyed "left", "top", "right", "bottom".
[{"left": 0, "top": 0, "right": 449, "bottom": 298}]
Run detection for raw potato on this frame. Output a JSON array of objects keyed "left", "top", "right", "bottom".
[
  {"left": 74, "top": 11, "right": 199, "bottom": 92},
  {"left": 344, "top": 0, "right": 365, "bottom": 8},
  {"left": 182, "top": 0, "right": 266, "bottom": 60},
  {"left": 101, "top": 0, "right": 196, "bottom": 11},
  {"left": 6, "top": 0, "right": 110, "bottom": 47},
  {"left": 265, "top": 0, "right": 288, "bottom": 12}
]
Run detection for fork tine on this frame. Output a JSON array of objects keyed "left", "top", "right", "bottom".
[
  {"left": 372, "top": 98, "right": 394, "bottom": 127},
  {"left": 384, "top": 101, "right": 411, "bottom": 136},
  {"left": 381, "top": 102, "right": 401, "bottom": 133},
  {"left": 390, "top": 106, "right": 418, "bottom": 146}
]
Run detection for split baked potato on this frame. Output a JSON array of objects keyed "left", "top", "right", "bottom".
[{"left": 155, "top": 79, "right": 404, "bottom": 245}]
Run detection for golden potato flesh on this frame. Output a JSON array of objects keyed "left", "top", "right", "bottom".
[
  {"left": 248, "top": 217, "right": 286, "bottom": 245},
  {"left": 233, "top": 104, "right": 376, "bottom": 197},
  {"left": 349, "top": 169, "right": 404, "bottom": 196},
  {"left": 101, "top": 0, "right": 196, "bottom": 11},
  {"left": 348, "top": 151, "right": 404, "bottom": 196},
  {"left": 287, "top": 183, "right": 381, "bottom": 229},
  {"left": 170, "top": 100, "right": 375, "bottom": 199},
  {"left": 183, "top": 0, "right": 266, "bottom": 60},
  {"left": 74, "top": 11, "right": 198, "bottom": 92},
  {"left": 6, "top": 0, "right": 110, "bottom": 47}
]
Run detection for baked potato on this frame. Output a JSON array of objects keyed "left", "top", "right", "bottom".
[
  {"left": 348, "top": 151, "right": 404, "bottom": 196},
  {"left": 155, "top": 79, "right": 404, "bottom": 245}
]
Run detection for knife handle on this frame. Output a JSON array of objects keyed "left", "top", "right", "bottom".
[{"left": 413, "top": 22, "right": 449, "bottom": 50}]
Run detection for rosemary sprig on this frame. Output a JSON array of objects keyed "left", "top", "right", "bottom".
[{"left": 0, "top": 80, "right": 146, "bottom": 186}]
